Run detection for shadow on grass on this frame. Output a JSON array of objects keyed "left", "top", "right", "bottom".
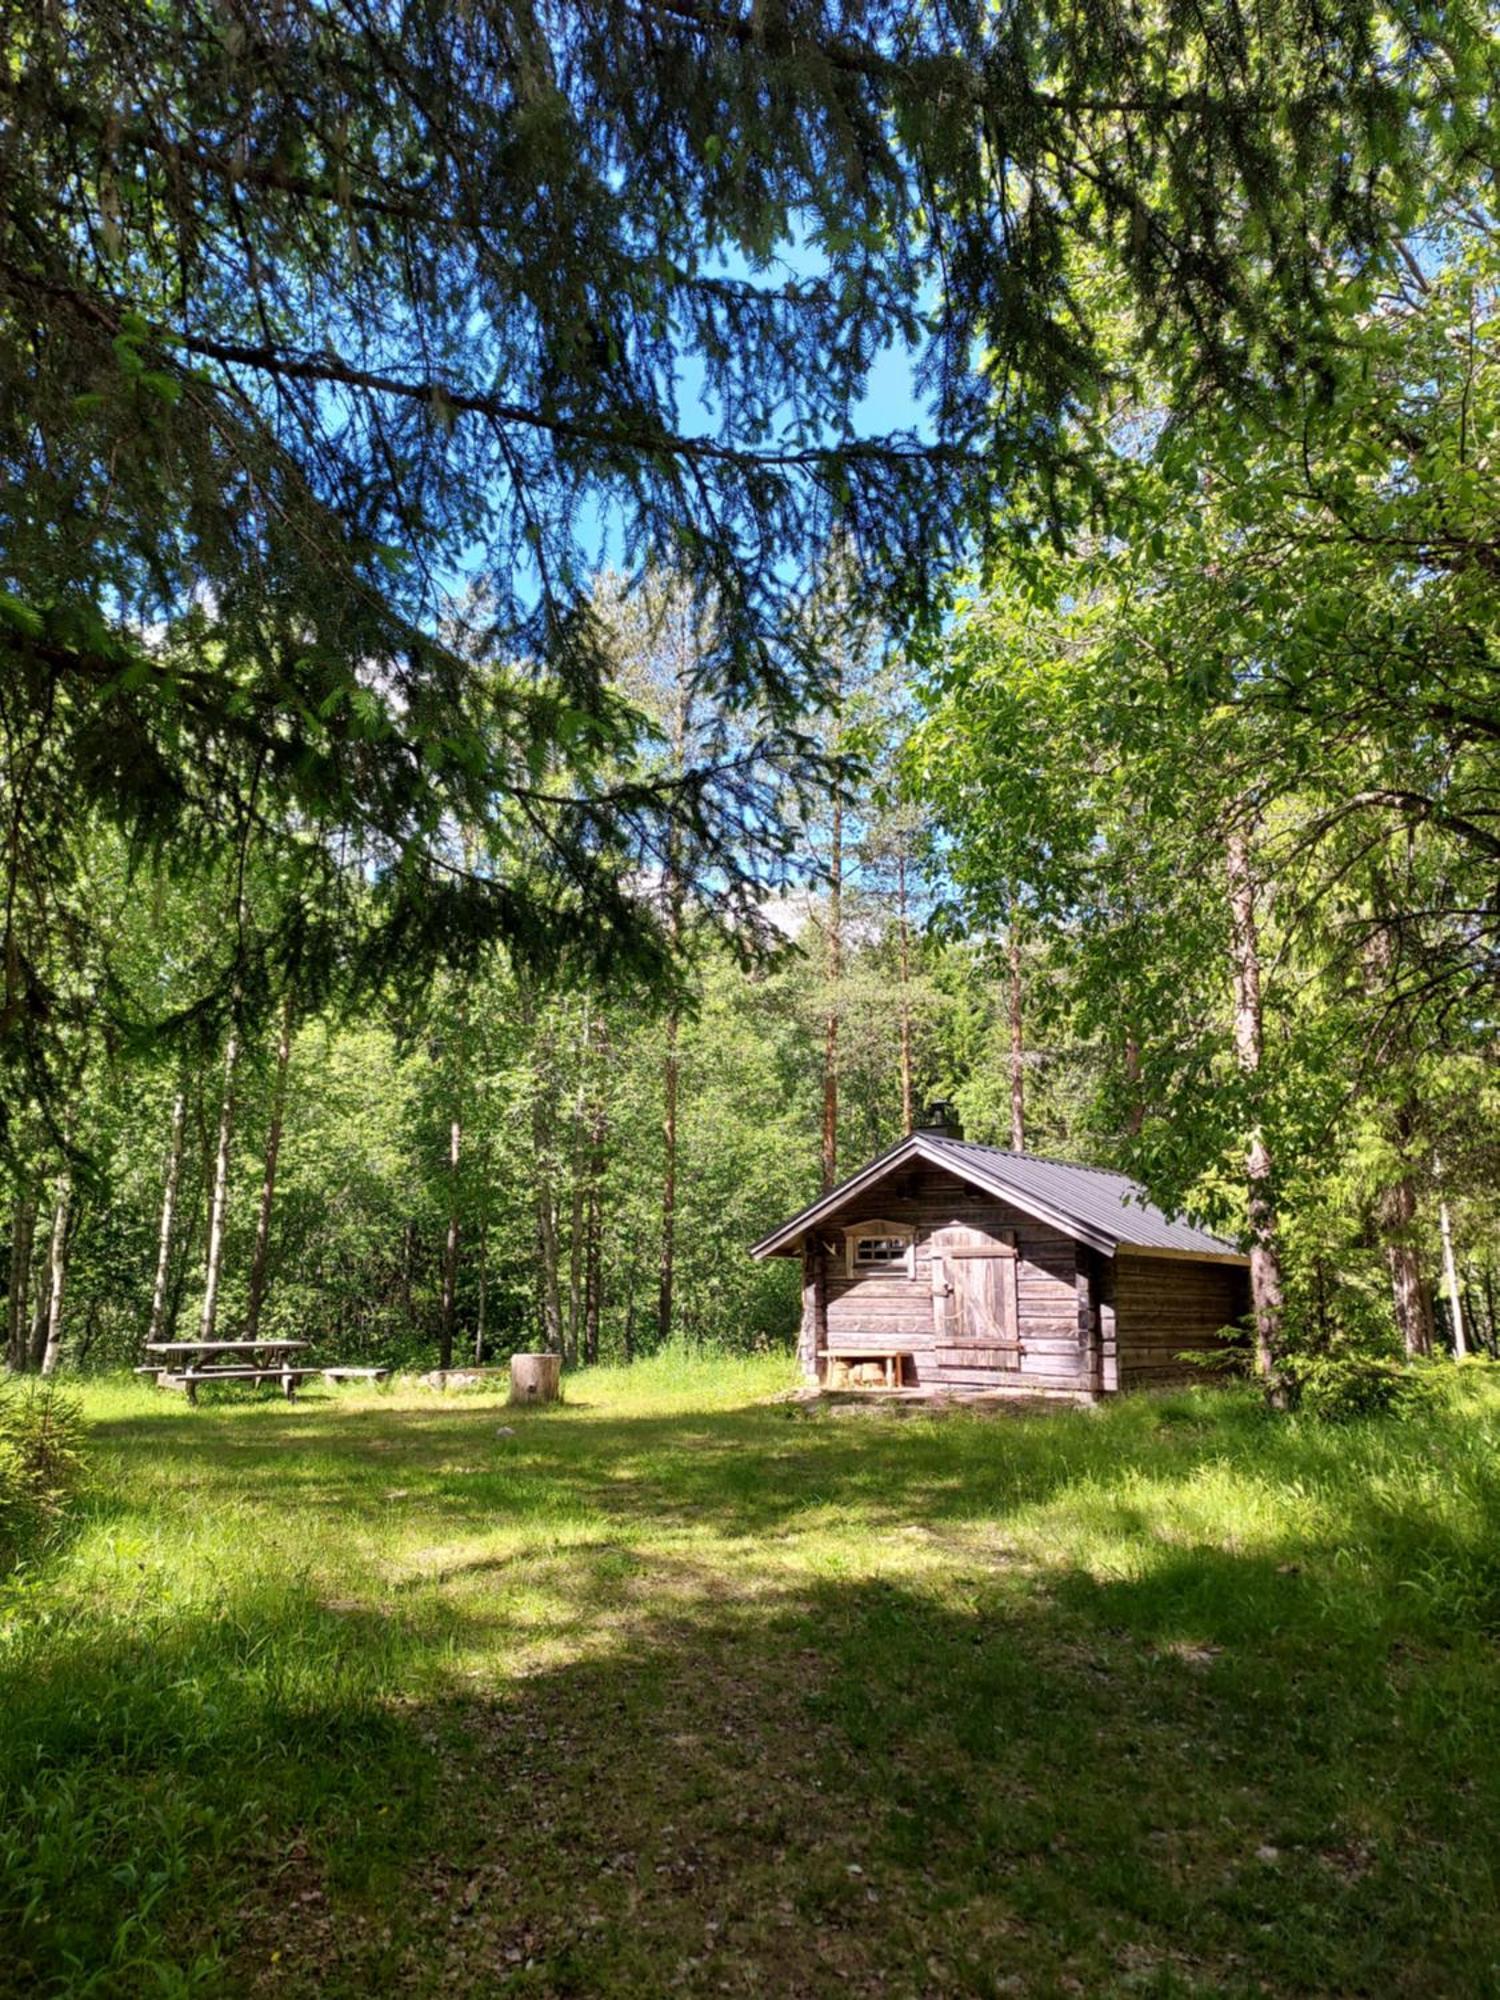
[
  {"left": 6, "top": 1526, "right": 1500, "bottom": 1997},
  {"left": 10, "top": 1384, "right": 1499, "bottom": 1992}
]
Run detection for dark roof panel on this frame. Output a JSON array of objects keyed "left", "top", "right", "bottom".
[
  {"left": 749, "top": 1133, "right": 1244, "bottom": 1262},
  {"left": 929, "top": 1139, "right": 1242, "bottom": 1257}
]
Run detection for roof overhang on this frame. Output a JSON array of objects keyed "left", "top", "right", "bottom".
[
  {"left": 1115, "top": 1243, "right": 1250, "bottom": 1269},
  {"left": 749, "top": 1133, "right": 1119, "bottom": 1260}
]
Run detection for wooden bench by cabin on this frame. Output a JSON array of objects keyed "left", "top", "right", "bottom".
[{"left": 820, "top": 1343, "right": 915, "bottom": 1390}]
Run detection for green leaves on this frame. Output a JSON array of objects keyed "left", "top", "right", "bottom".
[{"left": 0, "top": 592, "right": 44, "bottom": 642}]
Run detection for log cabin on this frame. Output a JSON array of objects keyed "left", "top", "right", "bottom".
[{"left": 750, "top": 1106, "right": 1249, "bottom": 1398}]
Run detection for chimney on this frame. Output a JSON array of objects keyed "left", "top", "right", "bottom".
[{"left": 916, "top": 1099, "right": 963, "bottom": 1141}]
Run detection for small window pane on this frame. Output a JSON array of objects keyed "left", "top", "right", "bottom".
[{"left": 855, "top": 1236, "right": 908, "bottom": 1266}]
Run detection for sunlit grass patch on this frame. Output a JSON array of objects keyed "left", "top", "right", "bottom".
[{"left": 3, "top": 1362, "right": 1499, "bottom": 1995}]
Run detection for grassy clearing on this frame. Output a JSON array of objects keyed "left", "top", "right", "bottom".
[{"left": 3, "top": 1355, "right": 1500, "bottom": 1997}]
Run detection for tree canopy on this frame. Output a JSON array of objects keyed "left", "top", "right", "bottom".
[{"left": 3, "top": 0, "right": 1489, "bottom": 1115}]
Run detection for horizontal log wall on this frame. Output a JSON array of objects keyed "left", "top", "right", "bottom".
[
  {"left": 1113, "top": 1254, "right": 1242, "bottom": 1387},
  {"left": 817, "top": 1167, "right": 1093, "bottom": 1393}
]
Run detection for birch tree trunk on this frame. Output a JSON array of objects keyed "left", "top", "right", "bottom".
[
  {"left": 1438, "top": 1187, "right": 1467, "bottom": 1358},
  {"left": 1225, "top": 823, "right": 1287, "bottom": 1390},
  {"left": 200, "top": 1024, "right": 240, "bottom": 1343},
  {"left": 147, "top": 1088, "right": 187, "bottom": 1347},
  {"left": 439, "top": 1111, "right": 461, "bottom": 1370},
  {"left": 566, "top": 1003, "right": 591, "bottom": 1363},
  {"left": 244, "top": 995, "right": 294, "bottom": 1342},
  {"left": 1008, "top": 911, "right": 1025, "bottom": 1153},
  {"left": 38, "top": 1173, "right": 71, "bottom": 1376},
  {"left": 6, "top": 1195, "right": 35, "bottom": 1372},
  {"left": 26, "top": 1219, "right": 53, "bottom": 1368},
  {"left": 896, "top": 847, "right": 915, "bottom": 1133},
  {"left": 656, "top": 1007, "right": 678, "bottom": 1346},
  {"left": 1378, "top": 1105, "right": 1433, "bottom": 1357},
  {"left": 821, "top": 783, "right": 843, "bottom": 1193},
  {"left": 583, "top": 1024, "right": 609, "bottom": 1367},
  {"left": 474, "top": 1216, "right": 488, "bottom": 1365}
]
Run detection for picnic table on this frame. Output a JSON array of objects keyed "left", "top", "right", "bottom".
[{"left": 139, "top": 1340, "right": 313, "bottom": 1403}]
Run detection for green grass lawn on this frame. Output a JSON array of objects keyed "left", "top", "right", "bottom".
[{"left": 4, "top": 1357, "right": 1500, "bottom": 1997}]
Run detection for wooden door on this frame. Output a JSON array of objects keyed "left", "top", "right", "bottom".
[{"left": 932, "top": 1224, "right": 1021, "bottom": 1369}]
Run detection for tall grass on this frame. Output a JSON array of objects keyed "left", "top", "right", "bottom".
[{"left": 3, "top": 1363, "right": 1498, "bottom": 1995}]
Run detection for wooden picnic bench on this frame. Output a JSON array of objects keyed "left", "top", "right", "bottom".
[
  {"left": 820, "top": 1343, "right": 915, "bottom": 1390},
  {"left": 140, "top": 1340, "right": 311, "bottom": 1403}
]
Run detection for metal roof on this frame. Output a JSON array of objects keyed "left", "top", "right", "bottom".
[{"left": 749, "top": 1133, "right": 1246, "bottom": 1263}]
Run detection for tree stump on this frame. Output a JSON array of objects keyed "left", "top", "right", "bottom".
[{"left": 509, "top": 1352, "right": 562, "bottom": 1404}]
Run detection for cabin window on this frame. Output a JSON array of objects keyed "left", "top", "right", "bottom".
[
  {"left": 842, "top": 1220, "right": 915, "bottom": 1278},
  {"left": 856, "top": 1236, "right": 907, "bottom": 1266}
]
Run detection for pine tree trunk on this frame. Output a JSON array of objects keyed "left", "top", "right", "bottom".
[
  {"left": 6, "top": 1194, "right": 35, "bottom": 1371},
  {"left": 896, "top": 848, "right": 914, "bottom": 1133},
  {"left": 38, "top": 1173, "right": 71, "bottom": 1376},
  {"left": 1225, "top": 824, "right": 1286, "bottom": 1391},
  {"left": 583, "top": 1179, "right": 603, "bottom": 1367},
  {"left": 656, "top": 1008, "right": 678, "bottom": 1346},
  {"left": 1124, "top": 1030, "right": 1144, "bottom": 1137},
  {"left": 1472, "top": 1280, "right": 1496, "bottom": 1360},
  {"left": 1381, "top": 1237, "right": 1428, "bottom": 1353},
  {"left": 1383, "top": 1206, "right": 1433, "bottom": 1357},
  {"left": 535, "top": 1184, "right": 562, "bottom": 1354},
  {"left": 439, "top": 1112, "right": 461, "bottom": 1370},
  {"left": 566, "top": 1003, "right": 591, "bottom": 1364},
  {"left": 75, "top": 1296, "right": 100, "bottom": 1368},
  {"left": 655, "top": 659, "right": 694, "bottom": 1349},
  {"left": 584, "top": 1026, "right": 608, "bottom": 1367},
  {"left": 244, "top": 995, "right": 294, "bottom": 1342},
  {"left": 200, "top": 1025, "right": 240, "bottom": 1342},
  {"left": 567, "top": 1172, "right": 584, "bottom": 1361},
  {"left": 821, "top": 788, "right": 843, "bottom": 1192},
  {"left": 532, "top": 1059, "right": 563, "bottom": 1354},
  {"left": 1008, "top": 911, "right": 1025, "bottom": 1153},
  {"left": 147, "top": 1088, "right": 187, "bottom": 1348},
  {"left": 400, "top": 1220, "right": 416, "bottom": 1318}
]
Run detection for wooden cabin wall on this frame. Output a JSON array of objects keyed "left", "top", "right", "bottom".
[
  {"left": 798, "top": 1243, "right": 826, "bottom": 1380},
  {"left": 1113, "top": 1254, "right": 1243, "bottom": 1387},
  {"left": 816, "top": 1166, "right": 1094, "bottom": 1394}
]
